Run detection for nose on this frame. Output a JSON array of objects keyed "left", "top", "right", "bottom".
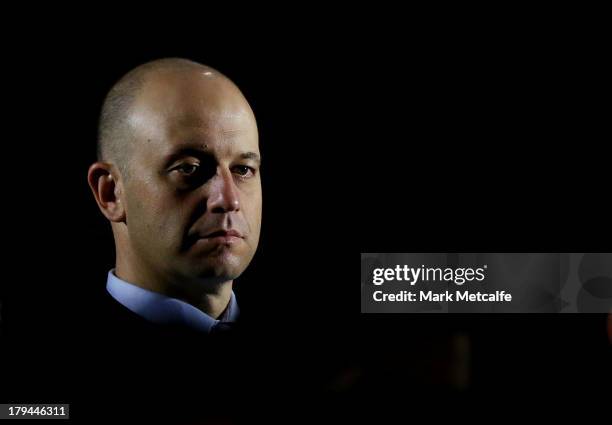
[{"left": 207, "top": 168, "right": 240, "bottom": 213}]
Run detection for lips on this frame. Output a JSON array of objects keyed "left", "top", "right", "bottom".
[
  {"left": 190, "top": 229, "right": 245, "bottom": 247},
  {"left": 184, "top": 227, "right": 246, "bottom": 250},
  {"left": 202, "top": 229, "right": 244, "bottom": 239}
]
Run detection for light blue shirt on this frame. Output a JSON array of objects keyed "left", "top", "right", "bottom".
[{"left": 106, "top": 270, "right": 239, "bottom": 334}]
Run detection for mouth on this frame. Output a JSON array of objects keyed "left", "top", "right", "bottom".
[
  {"left": 194, "top": 229, "right": 244, "bottom": 246},
  {"left": 203, "top": 229, "right": 244, "bottom": 239}
]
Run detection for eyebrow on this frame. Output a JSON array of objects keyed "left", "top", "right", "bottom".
[
  {"left": 163, "top": 147, "right": 261, "bottom": 167},
  {"left": 239, "top": 151, "right": 262, "bottom": 166}
]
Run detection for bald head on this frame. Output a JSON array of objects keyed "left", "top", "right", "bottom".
[
  {"left": 97, "top": 58, "right": 254, "bottom": 177},
  {"left": 89, "top": 57, "right": 262, "bottom": 314}
]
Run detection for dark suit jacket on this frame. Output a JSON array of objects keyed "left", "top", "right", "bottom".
[
  {"left": 74, "top": 288, "right": 252, "bottom": 421},
  {"left": 2, "top": 286, "right": 254, "bottom": 422}
]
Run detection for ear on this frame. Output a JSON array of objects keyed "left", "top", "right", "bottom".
[{"left": 87, "top": 162, "right": 126, "bottom": 223}]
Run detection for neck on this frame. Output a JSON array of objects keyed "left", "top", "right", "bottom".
[
  {"left": 115, "top": 261, "right": 233, "bottom": 320},
  {"left": 189, "top": 283, "right": 234, "bottom": 319}
]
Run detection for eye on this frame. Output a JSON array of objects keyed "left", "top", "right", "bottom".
[
  {"left": 232, "top": 165, "right": 255, "bottom": 178},
  {"left": 175, "top": 163, "right": 199, "bottom": 176}
]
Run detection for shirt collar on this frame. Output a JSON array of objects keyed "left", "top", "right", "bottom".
[{"left": 106, "top": 270, "right": 239, "bottom": 334}]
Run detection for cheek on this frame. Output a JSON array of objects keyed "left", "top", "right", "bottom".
[
  {"left": 244, "top": 193, "right": 262, "bottom": 239},
  {"left": 126, "top": 186, "right": 186, "bottom": 248}
]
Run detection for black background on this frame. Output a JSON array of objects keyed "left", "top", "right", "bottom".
[{"left": 1, "top": 13, "right": 610, "bottom": 422}]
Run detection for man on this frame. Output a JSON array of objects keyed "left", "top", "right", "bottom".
[
  {"left": 87, "top": 58, "right": 262, "bottom": 335},
  {"left": 80, "top": 58, "right": 263, "bottom": 420}
]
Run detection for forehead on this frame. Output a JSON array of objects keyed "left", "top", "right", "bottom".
[{"left": 129, "top": 72, "right": 259, "bottom": 158}]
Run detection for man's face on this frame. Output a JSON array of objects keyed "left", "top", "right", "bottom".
[{"left": 120, "top": 72, "right": 262, "bottom": 288}]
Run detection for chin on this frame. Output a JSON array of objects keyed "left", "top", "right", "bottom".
[
  {"left": 190, "top": 257, "right": 246, "bottom": 284},
  {"left": 179, "top": 244, "right": 254, "bottom": 283}
]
